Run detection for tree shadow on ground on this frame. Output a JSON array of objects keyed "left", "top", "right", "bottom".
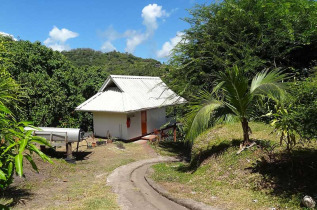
[
  {"left": 157, "top": 141, "right": 191, "bottom": 160},
  {"left": 251, "top": 148, "right": 317, "bottom": 199},
  {"left": 177, "top": 139, "right": 242, "bottom": 172},
  {"left": 0, "top": 186, "right": 33, "bottom": 208},
  {"left": 43, "top": 148, "right": 92, "bottom": 161}
]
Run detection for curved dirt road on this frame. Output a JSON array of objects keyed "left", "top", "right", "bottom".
[
  {"left": 107, "top": 156, "right": 187, "bottom": 210},
  {"left": 107, "top": 156, "right": 217, "bottom": 210},
  {"left": 131, "top": 163, "right": 188, "bottom": 210}
]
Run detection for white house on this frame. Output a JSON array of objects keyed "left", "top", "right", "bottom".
[{"left": 76, "top": 75, "right": 186, "bottom": 140}]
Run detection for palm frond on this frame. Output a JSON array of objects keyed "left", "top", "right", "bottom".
[
  {"left": 250, "top": 69, "right": 286, "bottom": 100},
  {"left": 185, "top": 99, "right": 224, "bottom": 143},
  {"left": 218, "top": 66, "right": 252, "bottom": 117},
  {"left": 184, "top": 66, "right": 287, "bottom": 144}
]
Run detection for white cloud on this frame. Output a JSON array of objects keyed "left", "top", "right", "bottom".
[
  {"left": 125, "top": 31, "right": 146, "bottom": 53},
  {"left": 47, "top": 43, "right": 71, "bottom": 52},
  {"left": 156, "top": 32, "right": 186, "bottom": 58},
  {"left": 142, "top": 4, "right": 168, "bottom": 33},
  {"left": 99, "top": 25, "right": 122, "bottom": 41},
  {"left": 101, "top": 41, "right": 117, "bottom": 52},
  {"left": 0, "top": 32, "right": 17, "bottom": 41},
  {"left": 124, "top": 4, "right": 168, "bottom": 53},
  {"left": 100, "top": 4, "right": 169, "bottom": 53},
  {"left": 44, "top": 26, "right": 78, "bottom": 52}
]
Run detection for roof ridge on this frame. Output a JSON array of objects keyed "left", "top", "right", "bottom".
[{"left": 110, "top": 75, "right": 161, "bottom": 80}]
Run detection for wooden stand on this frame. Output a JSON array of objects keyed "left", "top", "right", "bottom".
[{"left": 65, "top": 142, "right": 75, "bottom": 163}]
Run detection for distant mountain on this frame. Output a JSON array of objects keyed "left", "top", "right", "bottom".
[{"left": 62, "top": 48, "right": 164, "bottom": 77}]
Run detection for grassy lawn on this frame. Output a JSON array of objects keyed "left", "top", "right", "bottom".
[
  {"left": 151, "top": 122, "right": 317, "bottom": 210},
  {"left": 1, "top": 141, "right": 156, "bottom": 209}
]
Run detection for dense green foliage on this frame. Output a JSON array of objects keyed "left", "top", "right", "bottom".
[
  {"left": 168, "top": 0, "right": 317, "bottom": 98},
  {"left": 1, "top": 39, "right": 85, "bottom": 128},
  {"left": 288, "top": 75, "right": 317, "bottom": 139},
  {"left": 0, "top": 43, "right": 52, "bottom": 190}
]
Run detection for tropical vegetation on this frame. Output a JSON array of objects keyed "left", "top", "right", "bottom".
[
  {"left": 167, "top": 0, "right": 317, "bottom": 149},
  {"left": 0, "top": 42, "right": 52, "bottom": 190}
]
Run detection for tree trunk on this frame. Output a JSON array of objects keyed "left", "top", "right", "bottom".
[{"left": 241, "top": 118, "right": 250, "bottom": 145}]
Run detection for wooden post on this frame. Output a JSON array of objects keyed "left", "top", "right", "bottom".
[
  {"left": 66, "top": 142, "right": 73, "bottom": 160},
  {"left": 173, "top": 124, "right": 176, "bottom": 142}
]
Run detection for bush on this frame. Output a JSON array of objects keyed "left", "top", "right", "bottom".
[
  {"left": 288, "top": 75, "right": 317, "bottom": 139},
  {"left": 265, "top": 73, "right": 317, "bottom": 150}
]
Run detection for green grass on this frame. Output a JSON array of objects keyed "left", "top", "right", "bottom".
[{"left": 151, "top": 122, "right": 317, "bottom": 210}]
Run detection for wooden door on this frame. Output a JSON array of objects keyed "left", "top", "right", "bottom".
[{"left": 141, "top": 111, "right": 147, "bottom": 135}]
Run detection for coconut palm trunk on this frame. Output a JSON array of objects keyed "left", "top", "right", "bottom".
[{"left": 241, "top": 117, "right": 250, "bottom": 145}]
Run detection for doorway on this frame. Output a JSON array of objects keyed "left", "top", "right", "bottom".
[{"left": 141, "top": 111, "right": 147, "bottom": 135}]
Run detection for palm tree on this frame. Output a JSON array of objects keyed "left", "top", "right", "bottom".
[{"left": 186, "top": 66, "right": 286, "bottom": 146}]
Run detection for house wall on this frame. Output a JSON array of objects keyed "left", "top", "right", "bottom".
[
  {"left": 127, "top": 107, "right": 166, "bottom": 139},
  {"left": 93, "top": 107, "right": 166, "bottom": 140},
  {"left": 147, "top": 107, "right": 166, "bottom": 133},
  {"left": 93, "top": 112, "right": 128, "bottom": 139},
  {"left": 127, "top": 111, "right": 141, "bottom": 139}
]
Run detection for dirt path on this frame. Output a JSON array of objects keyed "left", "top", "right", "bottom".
[
  {"left": 132, "top": 163, "right": 189, "bottom": 210},
  {"left": 6, "top": 141, "right": 157, "bottom": 209},
  {"left": 107, "top": 156, "right": 189, "bottom": 210}
]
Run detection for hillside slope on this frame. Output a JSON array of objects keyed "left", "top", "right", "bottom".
[{"left": 152, "top": 122, "right": 317, "bottom": 209}]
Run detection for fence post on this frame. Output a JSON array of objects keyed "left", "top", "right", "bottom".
[{"left": 173, "top": 124, "right": 176, "bottom": 142}]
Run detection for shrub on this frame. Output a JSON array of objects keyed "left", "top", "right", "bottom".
[
  {"left": 288, "top": 75, "right": 317, "bottom": 139},
  {"left": 267, "top": 73, "right": 317, "bottom": 150}
]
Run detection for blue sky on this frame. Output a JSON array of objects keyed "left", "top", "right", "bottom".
[{"left": 0, "top": 0, "right": 210, "bottom": 61}]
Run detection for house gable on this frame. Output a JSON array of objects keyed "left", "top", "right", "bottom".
[
  {"left": 76, "top": 75, "right": 186, "bottom": 113},
  {"left": 99, "top": 76, "right": 123, "bottom": 92}
]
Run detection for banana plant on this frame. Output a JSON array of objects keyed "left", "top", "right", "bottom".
[
  {"left": 0, "top": 106, "right": 52, "bottom": 189},
  {"left": 268, "top": 104, "right": 297, "bottom": 152}
]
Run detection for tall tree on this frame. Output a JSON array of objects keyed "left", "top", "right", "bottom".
[
  {"left": 168, "top": 0, "right": 317, "bottom": 98},
  {"left": 0, "top": 39, "right": 84, "bottom": 128}
]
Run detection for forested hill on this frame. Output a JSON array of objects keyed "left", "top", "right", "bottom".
[{"left": 62, "top": 48, "right": 164, "bottom": 76}]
